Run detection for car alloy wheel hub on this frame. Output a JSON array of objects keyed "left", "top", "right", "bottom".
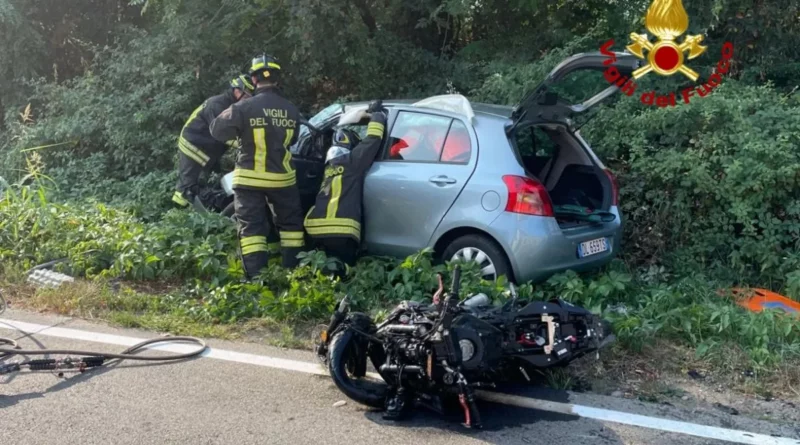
[{"left": 451, "top": 247, "right": 496, "bottom": 281}]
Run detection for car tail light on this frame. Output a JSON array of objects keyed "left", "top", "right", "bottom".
[
  {"left": 604, "top": 169, "right": 619, "bottom": 206},
  {"left": 502, "top": 175, "right": 554, "bottom": 217}
]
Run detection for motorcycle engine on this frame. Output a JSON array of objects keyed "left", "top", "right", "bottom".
[
  {"left": 374, "top": 297, "right": 608, "bottom": 391},
  {"left": 376, "top": 302, "right": 504, "bottom": 386}
]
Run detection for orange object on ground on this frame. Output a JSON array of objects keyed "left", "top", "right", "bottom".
[{"left": 723, "top": 288, "right": 800, "bottom": 315}]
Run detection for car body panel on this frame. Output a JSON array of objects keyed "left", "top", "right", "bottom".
[
  {"left": 430, "top": 109, "right": 624, "bottom": 282},
  {"left": 488, "top": 208, "right": 622, "bottom": 283},
  {"left": 363, "top": 107, "right": 479, "bottom": 257},
  {"left": 429, "top": 112, "right": 518, "bottom": 245}
]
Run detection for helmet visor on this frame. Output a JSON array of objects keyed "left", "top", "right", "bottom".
[{"left": 326, "top": 145, "right": 350, "bottom": 164}]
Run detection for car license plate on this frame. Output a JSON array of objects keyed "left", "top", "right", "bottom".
[{"left": 578, "top": 238, "right": 608, "bottom": 258}]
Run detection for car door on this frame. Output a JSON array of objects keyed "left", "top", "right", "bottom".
[
  {"left": 291, "top": 128, "right": 326, "bottom": 214},
  {"left": 291, "top": 109, "right": 345, "bottom": 214},
  {"left": 363, "top": 109, "right": 477, "bottom": 257}
]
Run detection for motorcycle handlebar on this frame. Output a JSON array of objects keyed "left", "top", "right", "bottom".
[{"left": 450, "top": 265, "right": 461, "bottom": 299}]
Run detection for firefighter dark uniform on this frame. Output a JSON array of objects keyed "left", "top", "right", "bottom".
[
  {"left": 209, "top": 55, "right": 306, "bottom": 276},
  {"left": 304, "top": 110, "right": 387, "bottom": 268},
  {"left": 173, "top": 75, "right": 254, "bottom": 208}
]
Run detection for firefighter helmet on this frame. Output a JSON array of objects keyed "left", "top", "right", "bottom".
[
  {"left": 249, "top": 54, "right": 282, "bottom": 81},
  {"left": 326, "top": 128, "right": 361, "bottom": 163},
  {"left": 230, "top": 75, "right": 255, "bottom": 96}
]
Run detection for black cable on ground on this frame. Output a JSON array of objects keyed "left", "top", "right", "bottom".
[
  {"left": 0, "top": 335, "right": 208, "bottom": 375},
  {"left": 25, "top": 258, "right": 69, "bottom": 275},
  {"left": 2, "top": 255, "right": 207, "bottom": 374},
  {"left": 0, "top": 336, "right": 17, "bottom": 360},
  {"left": 0, "top": 337, "right": 208, "bottom": 361}
]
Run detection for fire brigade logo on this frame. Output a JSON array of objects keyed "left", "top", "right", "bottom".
[
  {"left": 598, "top": 0, "right": 735, "bottom": 107},
  {"left": 626, "top": 0, "right": 707, "bottom": 81}
]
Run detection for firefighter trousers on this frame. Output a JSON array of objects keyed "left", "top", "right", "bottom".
[
  {"left": 315, "top": 237, "right": 359, "bottom": 279},
  {"left": 173, "top": 151, "right": 222, "bottom": 207},
  {"left": 234, "top": 186, "right": 306, "bottom": 277}
]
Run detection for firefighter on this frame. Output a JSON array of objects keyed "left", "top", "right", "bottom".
[
  {"left": 304, "top": 101, "right": 387, "bottom": 274},
  {"left": 172, "top": 75, "right": 255, "bottom": 210},
  {"left": 209, "top": 54, "right": 306, "bottom": 278}
]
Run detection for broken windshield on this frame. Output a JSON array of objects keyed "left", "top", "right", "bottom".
[{"left": 293, "top": 103, "right": 344, "bottom": 150}]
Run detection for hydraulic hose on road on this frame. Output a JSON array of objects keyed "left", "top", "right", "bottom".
[
  {"left": 1, "top": 261, "right": 207, "bottom": 376},
  {"left": 0, "top": 327, "right": 208, "bottom": 376}
]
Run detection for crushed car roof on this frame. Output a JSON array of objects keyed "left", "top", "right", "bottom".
[{"left": 342, "top": 96, "right": 514, "bottom": 121}]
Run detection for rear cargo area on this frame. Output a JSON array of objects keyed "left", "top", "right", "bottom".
[{"left": 511, "top": 124, "right": 612, "bottom": 226}]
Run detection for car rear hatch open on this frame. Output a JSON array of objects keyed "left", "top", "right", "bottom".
[
  {"left": 507, "top": 51, "right": 642, "bottom": 131},
  {"left": 505, "top": 52, "right": 640, "bottom": 228}
]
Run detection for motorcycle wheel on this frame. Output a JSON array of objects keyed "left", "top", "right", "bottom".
[{"left": 328, "top": 329, "right": 388, "bottom": 408}]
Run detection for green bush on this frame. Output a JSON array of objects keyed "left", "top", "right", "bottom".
[
  {"left": 582, "top": 81, "right": 800, "bottom": 285},
  {"left": 0, "top": 185, "right": 237, "bottom": 281}
]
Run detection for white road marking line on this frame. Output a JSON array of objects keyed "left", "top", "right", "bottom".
[
  {"left": 477, "top": 391, "right": 799, "bottom": 445},
  {"left": 1, "top": 319, "right": 326, "bottom": 376},
  {"left": 2, "top": 318, "right": 798, "bottom": 445}
]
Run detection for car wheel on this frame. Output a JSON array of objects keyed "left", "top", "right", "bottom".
[{"left": 442, "top": 234, "right": 512, "bottom": 282}]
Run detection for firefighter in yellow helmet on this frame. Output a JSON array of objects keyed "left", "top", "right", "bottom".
[
  {"left": 210, "top": 54, "right": 306, "bottom": 278},
  {"left": 172, "top": 75, "right": 254, "bottom": 210},
  {"left": 304, "top": 100, "right": 387, "bottom": 275}
]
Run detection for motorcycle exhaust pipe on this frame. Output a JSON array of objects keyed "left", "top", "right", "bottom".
[
  {"left": 380, "top": 324, "right": 421, "bottom": 334},
  {"left": 380, "top": 364, "right": 423, "bottom": 374}
]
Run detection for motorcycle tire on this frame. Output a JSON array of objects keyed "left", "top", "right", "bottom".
[{"left": 328, "top": 329, "right": 387, "bottom": 409}]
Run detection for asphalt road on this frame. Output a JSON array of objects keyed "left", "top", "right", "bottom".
[{"left": 1, "top": 310, "right": 798, "bottom": 445}]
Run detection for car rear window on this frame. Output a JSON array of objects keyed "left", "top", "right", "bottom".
[
  {"left": 385, "top": 111, "right": 472, "bottom": 164},
  {"left": 440, "top": 120, "right": 471, "bottom": 164},
  {"left": 386, "top": 112, "right": 451, "bottom": 162}
]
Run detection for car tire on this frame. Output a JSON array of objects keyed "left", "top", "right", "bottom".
[{"left": 442, "top": 234, "right": 513, "bottom": 282}]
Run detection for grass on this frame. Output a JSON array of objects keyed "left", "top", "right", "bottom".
[
  {"left": 106, "top": 311, "right": 238, "bottom": 339},
  {"left": 1, "top": 274, "right": 317, "bottom": 349},
  {"left": 561, "top": 339, "right": 800, "bottom": 406}
]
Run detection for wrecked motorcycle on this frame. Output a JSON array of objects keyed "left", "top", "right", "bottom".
[{"left": 315, "top": 265, "right": 614, "bottom": 429}]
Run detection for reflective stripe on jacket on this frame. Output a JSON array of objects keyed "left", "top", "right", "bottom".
[
  {"left": 180, "top": 91, "right": 236, "bottom": 165},
  {"left": 304, "top": 114, "right": 387, "bottom": 242},
  {"left": 209, "top": 86, "right": 302, "bottom": 190}
]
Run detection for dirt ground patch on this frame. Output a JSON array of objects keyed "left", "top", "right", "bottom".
[{"left": 561, "top": 340, "right": 800, "bottom": 428}]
